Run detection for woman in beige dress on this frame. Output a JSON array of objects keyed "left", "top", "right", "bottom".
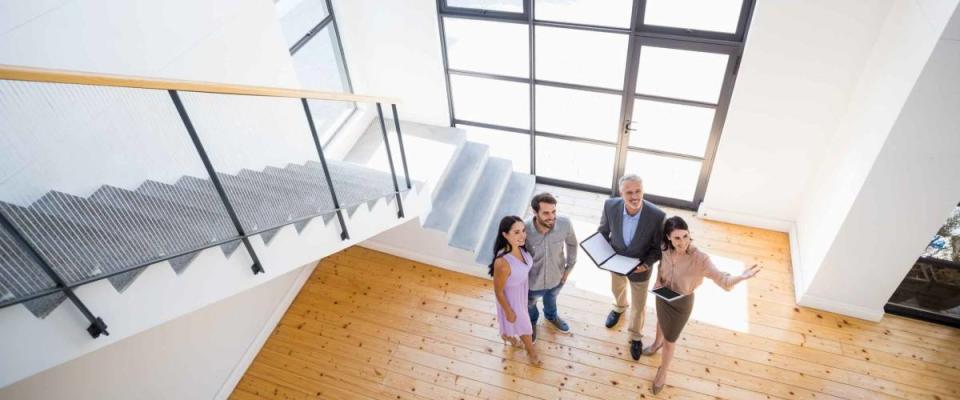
[{"left": 643, "top": 216, "right": 761, "bottom": 394}]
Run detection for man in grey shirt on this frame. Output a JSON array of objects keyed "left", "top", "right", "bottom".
[{"left": 525, "top": 192, "right": 578, "bottom": 339}]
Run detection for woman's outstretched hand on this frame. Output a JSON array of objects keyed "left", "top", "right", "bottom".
[
  {"left": 505, "top": 309, "right": 517, "bottom": 323},
  {"left": 741, "top": 264, "right": 762, "bottom": 279}
]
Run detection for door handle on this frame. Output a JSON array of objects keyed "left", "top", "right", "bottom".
[{"left": 625, "top": 121, "right": 637, "bottom": 133}]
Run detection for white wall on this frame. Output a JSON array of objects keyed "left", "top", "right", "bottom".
[
  {"left": 794, "top": 2, "right": 960, "bottom": 320},
  {"left": 794, "top": 0, "right": 959, "bottom": 294},
  {"left": 700, "top": 0, "right": 894, "bottom": 229},
  {"left": 0, "top": 0, "right": 312, "bottom": 204},
  {"left": 0, "top": 264, "right": 310, "bottom": 400}
]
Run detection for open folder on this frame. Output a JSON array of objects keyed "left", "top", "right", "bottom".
[{"left": 579, "top": 231, "right": 640, "bottom": 275}]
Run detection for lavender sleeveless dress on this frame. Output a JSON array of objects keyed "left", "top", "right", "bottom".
[{"left": 496, "top": 250, "right": 534, "bottom": 337}]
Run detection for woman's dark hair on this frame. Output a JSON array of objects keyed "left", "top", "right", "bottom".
[
  {"left": 662, "top": 216, "right": 690, "bottom": 251},
  {"left": 488, "top": 215, "right": 526, "bottom": 276}
]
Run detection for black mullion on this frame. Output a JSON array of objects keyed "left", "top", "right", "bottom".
[
  {"left": 634, "top": 93, "right": 717, "bottom": 108},
  {"left": 326, "top": 0, "right": 353, "bottom": 93},
  {"left": 449, "top": 69, "right": 628, "bottom": 96},
  {"left": 438, "top": 10, "right": 528, "bottom": 23},
  {"left": 612, "top": 0, "right": 644, "bottom": 194},
  {"left": 534, "top": 19, "right": 632, "bottom": 34},
  {"left": 528, "top": 0, "right": 536, "bottom": 175},
  {"left": 449, "top": 69, "right": 529, "bottom": 84},
  {"left": 536, "top": 130, "right": 618, "bottom": 147},
  {"left": 735, "top": 0, "right": 757, "bottom": 42},
  {"left": 537, "top": 79, "right": 623, "bottom": 96},
  {"left": 625, "top": 146, "right": 705, "bottom": 162},
  {"left": 455, "top": 119, "right": 531, "bottom": 135},
  {"left": 437, "top": 2, "right": 456, "bottom": 127},
  {"left": 289, "top": 15, "right": 334, "bottom": 55},
  {"left": 690, "top": 44, "right": 742, "bottom": 206}
]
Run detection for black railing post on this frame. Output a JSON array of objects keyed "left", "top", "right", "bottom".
[
  {"left": 0, "top": 210, "right": 109, "bottom": 338},
  {"left": 390, "top": 104, "right": 412, "bottom": 190},
  {"left": 169, "top": 90, "right": 265, "bottom": 274},
  {"left": 376, "top": 103, "right": 404, "bottom": 219},
  {"left": 301, "top": 98, "right": 350, "bottom": 240}
]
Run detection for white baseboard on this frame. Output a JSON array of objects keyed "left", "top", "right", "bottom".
[
  {"left": 360, "top": 240, "right": 490, "bottom": 279},
  {"left": 697, "top": 204, "right": 794, "bottom": 232},
  {"left": 796, "top": 292, "right": 885, "bottom": 322},
  {"left": 788, "top": 223, "right": 805, "bottom": 303},
  {"left": 214, "top": 262, "right": 317, "bottom": 400},
  {"left": 785, "top": 222, "right": 885, "bottom": 322}
]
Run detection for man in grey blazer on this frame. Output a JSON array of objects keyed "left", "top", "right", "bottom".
[{"left": 597, "top": 174, "right": 665, "bottom": 360}]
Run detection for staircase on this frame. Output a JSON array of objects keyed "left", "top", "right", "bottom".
[
  {"left": 353, "top": 120, "right": 537, "bottom": 275},
  {"left": 0, "top": 159, "right": 415, "bottom": 319}
]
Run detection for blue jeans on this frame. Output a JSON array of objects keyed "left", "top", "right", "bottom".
[{"left": 528, "top": 283, "right": 564, "bottom": 325}]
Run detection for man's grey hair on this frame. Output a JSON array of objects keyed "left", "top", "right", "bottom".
[{"left": 618, "top": 174, "right": 643, "bottom": 189}]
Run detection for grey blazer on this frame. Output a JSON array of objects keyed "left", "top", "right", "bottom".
[{"left": 597, "top": 198, "right": 666, "bottom": 282}]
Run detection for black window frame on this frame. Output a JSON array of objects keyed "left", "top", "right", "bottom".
[{"left": 437, "top": 0, "right": 756, "bottom": 210}]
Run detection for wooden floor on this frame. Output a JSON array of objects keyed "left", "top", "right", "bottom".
[{"left": 231, "top": 218, "right": 960, "bottom": 399}]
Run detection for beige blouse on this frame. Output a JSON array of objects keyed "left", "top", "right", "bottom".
[{"left": 656, "top": 245, "right": 734, "bottom": 295}]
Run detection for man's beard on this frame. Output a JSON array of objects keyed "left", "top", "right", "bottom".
[{"left": 537, "top": 217, "right": 555, "bottom": 228}]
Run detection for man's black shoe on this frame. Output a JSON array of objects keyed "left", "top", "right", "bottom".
[
  {"left": 605, "top": 310, "right": 622, "bottom": 328},
  {"left": 630, "top": 339, "right": 643, "bottom": 361}
]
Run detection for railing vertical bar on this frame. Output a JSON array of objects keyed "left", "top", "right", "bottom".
[
  {"left": 168, "top": 90, "right": 265, "bottom": 274},
  {"left": 376, "top": 103, "right": 404, "bottom": 219},
  {"left": 0, "top": 210, "right": 109, "bottom": 338},
  {"left": 390, "top": 104, "right": 412, "bottom": 190},
  {"left": 301, "top": 98, "right": 350, "bottom": 240}
]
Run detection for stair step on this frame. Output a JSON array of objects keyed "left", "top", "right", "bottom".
[
  {"left": 2, "top": 200, "right": 148, "bottom": 292},
  {"left": 448, "top": 157, "right": 513, "bottom": 252},
  {"left": 135, "top": 180, "right": 241, "bottom": 258},
  {"left": 423, "top": 142, "right": 490, "bottom": 233},
  {"left": 89, "top": 185, "right": 233, "bottom": 274},
  {"left": 474, "top": 172, "right": 537, "bottom": 266},
  {"left": 0, "top": 219, "right": 66, "bottom": 318}
]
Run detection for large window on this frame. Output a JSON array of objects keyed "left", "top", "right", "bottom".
[
  {"left": 276, "top": 0, "right": 355, "bottom": 145},
  {"left": 438, "top": 0, "right": 754, "bottom": 209}
]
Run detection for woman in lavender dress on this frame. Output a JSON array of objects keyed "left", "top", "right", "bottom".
[{"left": 489, "top": 215, "right": 542, "bottom": 366}]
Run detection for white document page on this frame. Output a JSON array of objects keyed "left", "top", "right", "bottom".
[
  {"left": 580, "top": 233, "right": 640, "bottom": 275},
  {"left": 601, "top": 254, "right": 640, "bottom": 275},
  {"left": 580, "top": 233, "right": 616, "bottom": 263}
]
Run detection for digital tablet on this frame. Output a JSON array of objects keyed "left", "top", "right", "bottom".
[{"left": 651, "top": 286, "right": 687, "bottom": 302}]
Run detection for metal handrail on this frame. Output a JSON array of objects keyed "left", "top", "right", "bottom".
[{"left": 0, "top": 72, "right": 412, "bottom": 338}]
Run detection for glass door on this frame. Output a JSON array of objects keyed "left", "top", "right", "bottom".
[{"left": 614, "top": 38, "right": 740, "bottom": 209}]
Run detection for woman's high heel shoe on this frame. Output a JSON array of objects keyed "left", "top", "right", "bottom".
[
  {"left": 642, "top": 343, "right": 663, "bottom": 356},
  {"left": 651, "top": 367, "right": 666, "bottom": 395}
]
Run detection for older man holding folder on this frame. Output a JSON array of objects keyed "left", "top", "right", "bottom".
[{"left": 596, "top": 174, "right": 665, "bottom": 360}]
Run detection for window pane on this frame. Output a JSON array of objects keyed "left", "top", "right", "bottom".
[
  {"left": 535, "top": 0, "right": 632, "bottom": 28},
  {"left": 629, "top": 100, "right": 715, "bottom": 156},
  {"left": 276, "top": 0, "right": 329, "bottom": 49},
  {"left": 536, "top": 26, "right": 628, "bottom": 90},
  {"left": 292, "top": 26, "right": 354, "bottom": 143},
  {"left": 635, "top": 46, "right": 728, "bottom": 103},
  {"left": 461, "top": 125, "right": 530, "bottom": 173},
  {"left": 447, "top": 0, "right": 523, "bottom": 13},
  {"left": 444, "top": 18, "right": 528, "bottom": 78},
  {"left": 450, "top": 75, "right": 529, "bottom": 129},
  {"left": 625, "top": 152, "right": 701, "bottom": 201},
  {"left": 922, "top": 205, "right": 960, "bottom": 263},
  {"left": 536, "top": 85, "right": 621, "bottom": 143},
  {"left": 644, "top": 0, "right": 743, "bottom": 34},
  {"left": 292, "top": 27, "right": 350, "bottom": 92},
  {"left": 536, "top": 136, "right": 614, "bottom": 187}
]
